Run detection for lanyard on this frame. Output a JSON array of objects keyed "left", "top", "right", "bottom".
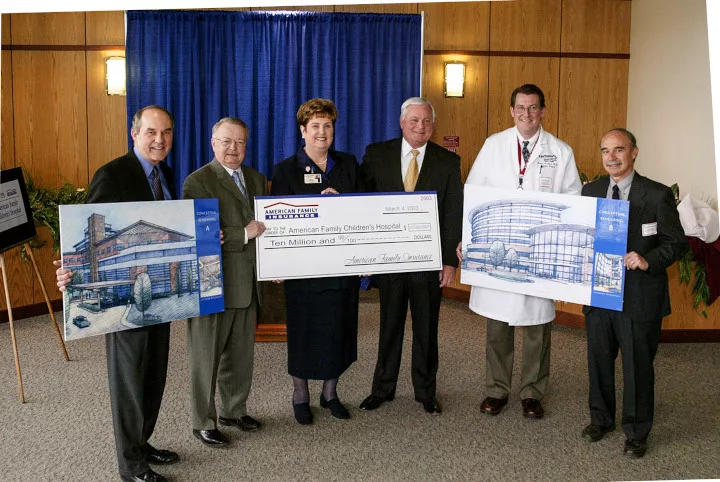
[{"left": 517, "top": 139, "right": 537, "bottom": 189}]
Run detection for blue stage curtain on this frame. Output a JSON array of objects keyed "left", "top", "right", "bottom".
[{"left": 125, "top": 10, "right": 422, "bottom": 193}]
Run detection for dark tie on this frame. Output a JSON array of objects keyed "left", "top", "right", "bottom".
[
  {"left": 232, "top": 170, "right": 247, "bottom": 198},
  {"left": 612, "top": 184, "right": 620, "bottom": 200},
  {"left": 522, "top": 140, "right": 530, "bottom": 165},
  {"left": 151, "top": 166, "right": 164, "bottom": 200}
]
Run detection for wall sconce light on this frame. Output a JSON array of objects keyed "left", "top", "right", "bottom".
[
  {"left": 105, "top": 56, "right": 126, "bottom": 96},
  {"left": 444, "top": 61, "right": 466, "bottom": 98}
]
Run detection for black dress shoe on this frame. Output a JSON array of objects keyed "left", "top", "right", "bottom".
[
  {"left": 120, "top": 468, "right": 167, "bottom": 482},
  {"left": 218, "top": 415, "right": 262, "bottom": 432},
  {"left": 581, "top": 424, "right": 615, "bottom": 442},
  {"left": 624, "top": 438, "right": 648, "bottom": 458},
  {"left": 521, "top": 398, "right": 545, "bottom": 419},
  {"left": 419, "top": 398, "right": 442, "bottom": 415},
  {"left": 359, "top": 392, "right": 394, "bottom": 411},
  {"left": 293, "top": 402, "right": 313, "bottom": 425},
  {"left": 145, "top": 444, "right": 179, "bottom": 465},
  {"left": 480, "top": 396, "right": 508, "bottom": 416},
  {"left": 320, "top": 394, "right": 350, "bottom": 419},
  {"left": 192, "top": 428, "right": 228, "bottom": 447}
]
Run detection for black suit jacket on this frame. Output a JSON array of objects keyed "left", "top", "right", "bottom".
[
  {"left": 87, "top": 150, "right": 176, "bottom": 203},
  {"left": 582, "top": 172, "right": 686, "bottom": 321},
  {"left": 360, "top": 138, "right": 463, "bottom": 268},
  {"left": 271, "top": 149, "right": 362, "bottom": 291}
]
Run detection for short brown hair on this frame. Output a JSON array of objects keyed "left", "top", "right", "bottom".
[
  {"left": 510, "top": 84, "right": 546, "bottom": 109},
  {"left": 131, "top": 105, "right": 174, "bottom": 134},
  {"left": 296, "top": 98, "right": 338, "bottom": 127}
]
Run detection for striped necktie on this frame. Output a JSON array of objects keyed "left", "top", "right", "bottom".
[
  {"left": 151, "top": 166, "right": 164, "bottom": 200},
  {"left": 232, "top": 170, "right": 247, "bottom": 198}
]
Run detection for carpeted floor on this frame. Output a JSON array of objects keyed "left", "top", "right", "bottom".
[{"left": 1, "top": 291, "right": 719, "bottom": 481}]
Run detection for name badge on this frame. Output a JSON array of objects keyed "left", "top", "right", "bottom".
[
  {"left": 304, "top": 173, "right": 322, "bottom": 184},
  {"left": 539, "top": 176, "right": 553, "bottom": 190},
  {"left": 642, "top": 222, "right": 658, "bottom": 236}
]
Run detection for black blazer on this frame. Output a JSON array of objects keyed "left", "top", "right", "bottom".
[
  {"left": 87, "top": 150, "right": 176, "bottom": 203},
  {"left": 271, "top": 149, "right": 362, "bottom": 291},
  {"left": 360, "top": 138, "right": 463, "bottom": 268},
  {"left": 272, "top": 149, "right": 362, "bottom": 196},
  {"left": 581, "top": 172, "right": 686, "bottom": 321}
]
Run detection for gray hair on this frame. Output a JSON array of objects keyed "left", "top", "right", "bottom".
[
  {"left": 604, "top": 127, "right": 637, "bottom": 149},
  {"left": 400, "top": 97, "right": 436, "bottom": 122},
  {"left": 212, "top": 117, "right": 249, "bottom": 137}
]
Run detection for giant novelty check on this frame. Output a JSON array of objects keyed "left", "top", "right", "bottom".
[{"left": 254, "top": 192, "right": 443, "bottom": 280}]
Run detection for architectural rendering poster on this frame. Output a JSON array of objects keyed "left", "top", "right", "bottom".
[
  {"left": 460, "top": 185, "right": 630, "bottom": 311},
  {"left": 59, "top": 199, "right": 223, "bottom": 340}
]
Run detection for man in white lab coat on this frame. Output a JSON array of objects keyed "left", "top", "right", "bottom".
[{"left": 462, "top": 84, "right": 582, "bottom": 419}]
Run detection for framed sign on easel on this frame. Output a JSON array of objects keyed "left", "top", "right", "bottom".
[{"left": 0, "top": 167, "right": 70, "bottom": 403}]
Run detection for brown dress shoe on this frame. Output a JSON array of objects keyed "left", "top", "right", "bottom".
[
  {"left": 480, "top": 396, "right": 508, "bottom": 415},
  {"left": 521, "top": 398, "right": 545, "bottom": 419}
]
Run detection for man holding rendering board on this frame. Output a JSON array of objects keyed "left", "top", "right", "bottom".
[
  {"left": 460, "top": 84, "right": 582, "bottom": 420},
  {"left": 580, "top": 128, "right": 685, "bottom": 458},
  {"left": 55, "top": 105, "right": 179, "bottom": 482}
]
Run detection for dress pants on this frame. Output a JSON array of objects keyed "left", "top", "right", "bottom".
[
  {"left": 485, "top": 318, "right": 551, "bottom": 400},
  {"left": 187, "top": 302, "right": 257, "bottom": 430},
  {"left": 106, "top": 323, "right": 170, "bottom": 478},
  {"left": 371, "top": 272, "right": 442, "bottom": 402},
  {"left": 585, "top": 309, "right": 662, "bottom": 440}
]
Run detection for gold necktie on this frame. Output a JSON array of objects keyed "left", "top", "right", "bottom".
[{"left": 404, "top": 149, "right": 420, "bottom": 192}]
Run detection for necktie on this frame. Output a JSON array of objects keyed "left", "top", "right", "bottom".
[
  {"left": 404, "top": 149, "right": 420, "bottom": 192},
  {"left": 522, "top": 140, "right": 530, "bottom": 165},
  {"left": 612, "top": 184, "right": 620, "bottom": 200},
  {"left": 232, "top": 170, "right": 247, "bottom": 198},
  {"left": 151, "top": 166, "right": 164, "bottom": 201}
]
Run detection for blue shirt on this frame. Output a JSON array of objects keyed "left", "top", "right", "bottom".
[{"left": 134, "top": 146, "right": 172, "bottom": 200}]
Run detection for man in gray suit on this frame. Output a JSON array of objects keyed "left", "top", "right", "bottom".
[{"left": 182, "top": 117, "right": 267, "bottom": 447}]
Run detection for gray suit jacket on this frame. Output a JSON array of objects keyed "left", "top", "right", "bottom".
[{"left": 182, "top": 159, "right": 268, "bottom": 309}]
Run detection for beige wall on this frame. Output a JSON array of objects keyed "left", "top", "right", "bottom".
[{"left": 627, "top": 0, "right": 716, "bottom": 204}]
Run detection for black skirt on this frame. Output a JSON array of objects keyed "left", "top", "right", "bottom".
[{"left": 284, "top": 276, "right": 359, "bottom": 379}]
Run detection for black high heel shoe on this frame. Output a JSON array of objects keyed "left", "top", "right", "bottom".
[
  {"left": 293, "top": 402, "right": 313, "bottom": 425},
  {"left": 320, "top": 394, "right": 350, "bottom": 419}
]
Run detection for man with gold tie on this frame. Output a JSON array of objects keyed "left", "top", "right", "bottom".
[{"left": 359, "top": 97, "right": 463, "bottom": 415}]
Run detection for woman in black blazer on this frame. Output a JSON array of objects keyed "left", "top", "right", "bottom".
[{"left": 271, "top": 98, "right": 362, "bottom": 425}]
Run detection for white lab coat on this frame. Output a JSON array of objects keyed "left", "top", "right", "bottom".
[{"left": 465, "top": 126, "right": 582, "bottom": 326}]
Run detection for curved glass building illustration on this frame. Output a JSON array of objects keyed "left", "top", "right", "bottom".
[{"left": 464, "top": 199, "right": 595, "bottom": 284}]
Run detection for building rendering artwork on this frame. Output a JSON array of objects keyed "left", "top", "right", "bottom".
[
  {"left": 59, "top": 200, "right": 223, "bottom": 340},
  {"left": 460, "top": 186, "right": 628, "bottom": 310}
]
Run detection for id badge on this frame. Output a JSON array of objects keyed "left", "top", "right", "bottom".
[
  {"left": 642, "top": 222, "right": 658, "bottom": 236},
  {"left": 539, "top": 176, "right": 553, "bottom": 190},
  {"left": 304, "top": 173, "right": 322, "bottom": 184}
]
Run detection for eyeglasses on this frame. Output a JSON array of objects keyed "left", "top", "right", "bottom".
[
  {"left": 513, "top": 105, "right": 541, "bottom": 114},
  {"left": 213, "top": 137, "right": 246, "bottom": 148}
]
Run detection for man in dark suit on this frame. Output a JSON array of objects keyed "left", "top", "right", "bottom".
[
  {"left": 182, "top": 117, "right": 267, "bottom": 447},
  {"left": 358, "top": 97, "right": 463, "bottom": 415},
  {"left": 55, "top": 105, "right": 179, "bottom": 482},
  {"left": 581, "top": 128, "right": 686, "bottom": 458}
]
